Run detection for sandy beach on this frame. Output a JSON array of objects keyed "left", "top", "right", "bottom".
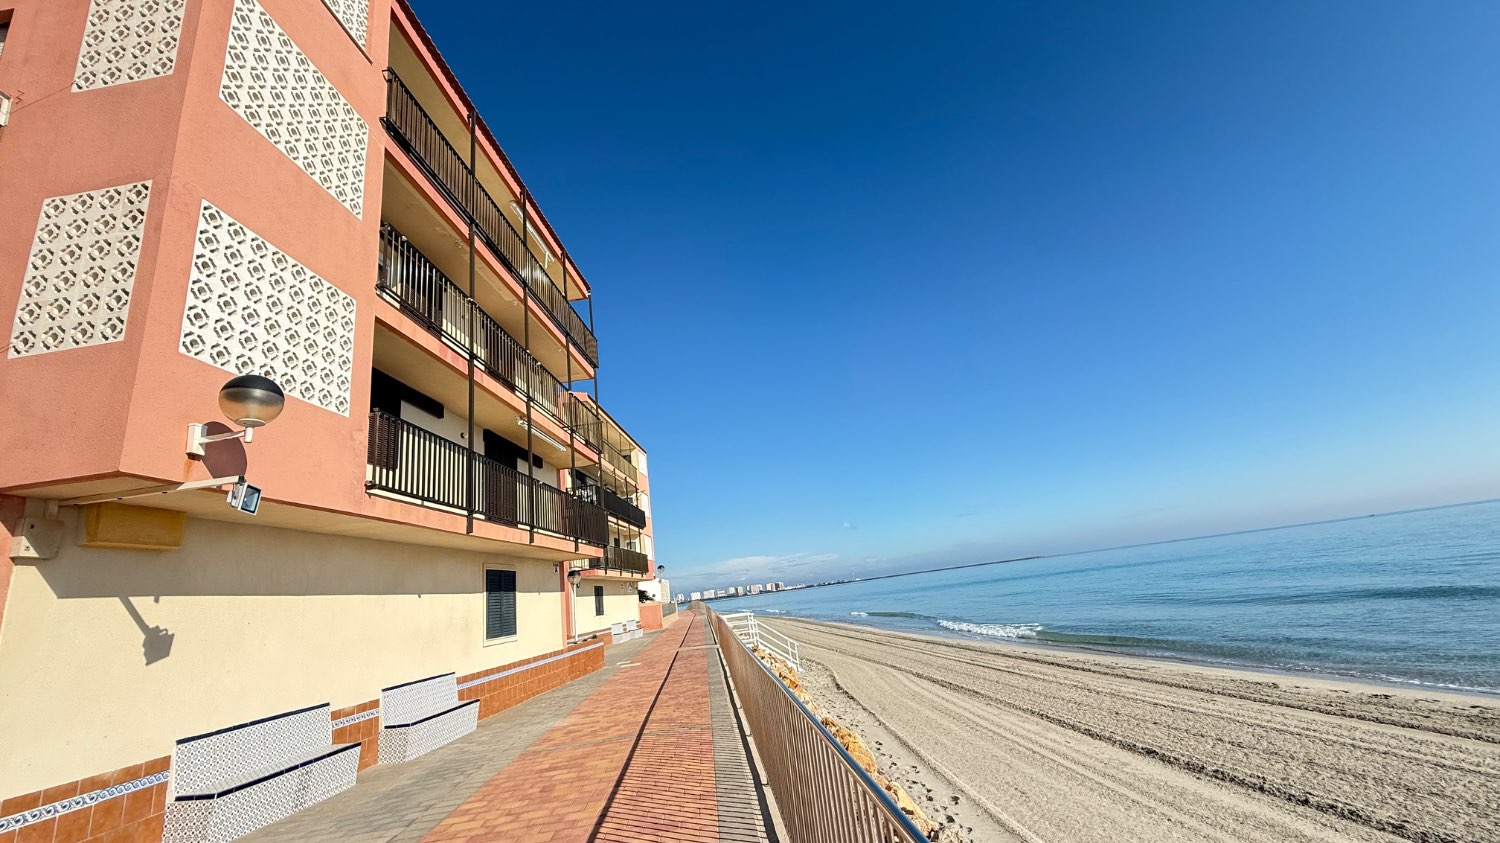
[{"left": 767, "top": 617, "right": 1500, "bottom": 843}]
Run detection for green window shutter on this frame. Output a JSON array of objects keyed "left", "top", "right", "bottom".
[
  {"left": 594, "top": 585, "right": 605, "bottom": 616},
  {"left": 486, "top": 569, "right": 516, "bottom": 639}
]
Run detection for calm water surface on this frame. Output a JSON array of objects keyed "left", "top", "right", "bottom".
[{"left": 714, "top": 501, "right": 1500, "bottom": 692}]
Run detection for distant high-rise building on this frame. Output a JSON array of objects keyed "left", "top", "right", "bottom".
[
  {"left": 690, "top": 591, "right": 702, "bottom": 601},
  {"left": 749, "top": 584, "right": 762, "bottom": 594}
]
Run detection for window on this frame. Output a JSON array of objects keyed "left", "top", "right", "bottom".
[
  {"left": 593, "top": 585, "right": 605, "bottom": 617},
  {"left": 485, "top": 568, "right": 516, "bottom": 640},
  {"left": 0, "top": 12, "right": 10, "bottom": 61}
]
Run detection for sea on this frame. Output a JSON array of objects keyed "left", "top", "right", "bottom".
[{"left": 712, "top": 500, "right": 1500, "bottom": 693}]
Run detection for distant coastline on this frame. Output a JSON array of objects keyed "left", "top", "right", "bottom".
[{"left": 699, "top": 495, "right": 1500, "bottom": 600}]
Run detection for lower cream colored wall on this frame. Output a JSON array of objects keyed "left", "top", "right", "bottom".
[
  {"left": 574, "top": 578, "right": 641, "bottom": 637},
  {"left": 0, "top": 511, "right": 564, "bottom": 797}
]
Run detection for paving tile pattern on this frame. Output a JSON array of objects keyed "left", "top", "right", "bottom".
[
  {"left": 244, "top": 613, "right": 777, "bottom": 842},
  {"left": 423, "top": 617, "right": 709, "bottom": 843},
  {"left": 592, "top": 622, "right": 717, "bottom": 842},
  {"left": 706, "top": 622, "right": 774, "bottom": 843},
  {"left": 242, "top": 637, "right": 654, "bottom": 843}
]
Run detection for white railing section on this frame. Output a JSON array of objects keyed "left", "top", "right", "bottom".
[{"left": 719, "top": 611, "right": 801, "bottom": 672}]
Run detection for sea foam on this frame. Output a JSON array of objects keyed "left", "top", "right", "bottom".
[{"left": 939, "top": 620, "right": 1044, "bottom": 639}]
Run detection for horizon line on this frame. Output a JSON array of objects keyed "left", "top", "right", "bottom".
[{"left": 701, "top": 495, "right": 1500, "bottom": 595}]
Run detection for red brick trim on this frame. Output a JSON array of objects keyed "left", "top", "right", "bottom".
[
  {"left": 329, "top": 700, "right": 381, "bottom": 771},
  {"left": 0, "top": 756, "right": 170, "bottom": 843},
  {"left": 457, "top": 642, "right": 605, "bottom": 719}
]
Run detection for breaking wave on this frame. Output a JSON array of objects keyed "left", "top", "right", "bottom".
[{"left": 938, "top": 620, "right": 1044, "bottom": 639}]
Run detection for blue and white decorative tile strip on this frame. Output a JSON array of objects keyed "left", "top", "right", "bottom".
[
  {"left": 457, "top": 642, "right": 604, "bottom": 691},
  {"left": 0, "top": 770, "right": 170, "bottom": 833},
  {"left": 331, "top": 708, "right": 380, "bottom": 729}
]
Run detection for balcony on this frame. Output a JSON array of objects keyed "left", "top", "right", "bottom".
[
  {"left": 382, "top": 70, "right": 598, "bottom": 365},
  {"left": 378, "top": 224, "right": 602, "bottom": 453},
  {"left": 366, "top": 410, "right": 607, "bottom": 545},
  {"left": 601, "top": 442, "right": 638, "bottom": 486},
  {"left": 574, "top": 483, "right": 647, "bottom": 529},
  {"left": 593, "top": 545, "right": 651, "bottom": 577}
]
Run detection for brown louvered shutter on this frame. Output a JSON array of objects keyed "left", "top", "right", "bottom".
[{"left": 486, "top": 569, "right": 516, "bottom": 639}]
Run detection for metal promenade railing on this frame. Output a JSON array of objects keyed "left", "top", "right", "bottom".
[
  {"left": 383, "top": 70, "right": 598, "bottom": 366},
  {"left": 707, "top": 608, "right": 925, "bottom": 843},
  {"left": 366, "top": 410, "right": 607, "bottom": 545},
  {"left": 720, "top": 611, "right": 800, "bottom": 672}
]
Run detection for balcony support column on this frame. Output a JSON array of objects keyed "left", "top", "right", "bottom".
[
  {"left": 563, "top": 248, "right": 578, "bottom": 553},
  {"left": 586, "top": 296, "right": 599, "bottom": 412},
  {"left": 521, "top": 189, "right": 537, "bottom": 544},
  {"left": 464, "top": 109, "right": 478, "bottom": 535}
]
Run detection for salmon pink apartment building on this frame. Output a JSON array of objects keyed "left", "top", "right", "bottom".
[{"left": 0, "top": 1, "right": 658, "bottom": 840}]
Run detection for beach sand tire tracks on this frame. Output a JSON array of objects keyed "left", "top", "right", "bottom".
[{"left": 778, "top": 618, "right": 1500, "bottom": 843}]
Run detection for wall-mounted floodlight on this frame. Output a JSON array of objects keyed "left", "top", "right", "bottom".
[
  {"left": 227, "top": 478, "right": 262, "bottom": 515},
  {"left": 186, "top": 375, "right": 285, "bottom": 457}
]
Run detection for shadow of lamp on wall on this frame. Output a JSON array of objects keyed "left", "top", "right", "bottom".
[{"left": 119, "top": 596, "right": 174, "bottom": 665}]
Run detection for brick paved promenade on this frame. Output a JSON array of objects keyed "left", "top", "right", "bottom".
[{"left": 244, "top": 612, "right": 774, "bottom": 843}]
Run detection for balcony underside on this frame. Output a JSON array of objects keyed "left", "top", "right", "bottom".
[
  {"left": 381, "top": 159, "right": 591, "bottom": 384},
  {"left": 8, "top": 473, "right": 598, "bottom": 562},
  {"left": 380, "top": 67, "right": 597, "bottom": 366}
]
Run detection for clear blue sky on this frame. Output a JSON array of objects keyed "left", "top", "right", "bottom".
[{"left": 416, "top": 1, "right": 1500, "bottom": 594}]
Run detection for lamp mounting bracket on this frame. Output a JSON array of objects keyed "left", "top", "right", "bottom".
[{"left": 57, "top": 476, "right": 245, "bottom": 507}]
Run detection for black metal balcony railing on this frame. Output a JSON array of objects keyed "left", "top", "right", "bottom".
[
  {"left": 567, "top": 398, "right": 602, "bottom": 454},
  {"left": 595, "top": 545, "right": 651, "bottom": 577},
  {"left": 601, "top": 486, "right": 647, "bottom": 528},
  {"left": 379, "top": 224, "right": 576, "bottom": 426},
  {"left": 602, "top": 441, "right": 639, "bottom": 485},
  {"left": 383, "top": 71, "right": 598, "bottom": 366},
  {"left": 367, "top": 410, "right": 607, "bottom": 545},
  {"left": 565, "top": 492, "right": 610, "bottom": 547},
  {"left": 572, "top": 483, "right": 647, "bottom": 529}
]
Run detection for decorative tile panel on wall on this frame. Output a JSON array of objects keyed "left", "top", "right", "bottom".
[
  {"left": 180, "top": 202, "right": 355, "bottom": 415},
  {"left": 73, "top": 0, "right": 186, "bottom": 91},
  {"left": 321, "top": 0, "right": 369, "bottom": 48},
  {"left": 8, "top": 181, "right": 152, "bottom": 359},
  {"left": 220, "top": 0, "right": 368, "bottom": 216}
]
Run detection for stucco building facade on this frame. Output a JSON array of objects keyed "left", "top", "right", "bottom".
[{"left": 0, "top": 0, "right": 655, "bottom": 837}]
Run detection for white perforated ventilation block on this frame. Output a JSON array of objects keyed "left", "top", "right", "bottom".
[
  {"left": 321, "top": 0, "right": 368, "bottom": 47},
  {"left": 179, "top": 202, "right": 356, "bottom": 415},
  {"left": 220, "top": 0, "right": 368, "bottom": 216},
  {"left": 9, "top": 181, "right": 151, "bottom": 358},
  {"left": 73, "top": 0, "right": 185, "bottom": 91}
]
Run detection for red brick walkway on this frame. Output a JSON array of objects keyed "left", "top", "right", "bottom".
[{"left": 422, "top": 613, "right": 744, "bottom": 843}]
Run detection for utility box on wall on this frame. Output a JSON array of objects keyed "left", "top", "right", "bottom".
[{"left": 83, "top": 503, "right": 186, "bottom": 551}]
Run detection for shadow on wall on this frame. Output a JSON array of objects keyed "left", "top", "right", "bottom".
[
  {"left": 29, "top": 510, "right": 562, "bottom": 600},
  {"left": 119, "top": 596, "right": 174, "bottom": 664},
  {"left": 197, "top": 421, "right": 248, "bottom": 477}
]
